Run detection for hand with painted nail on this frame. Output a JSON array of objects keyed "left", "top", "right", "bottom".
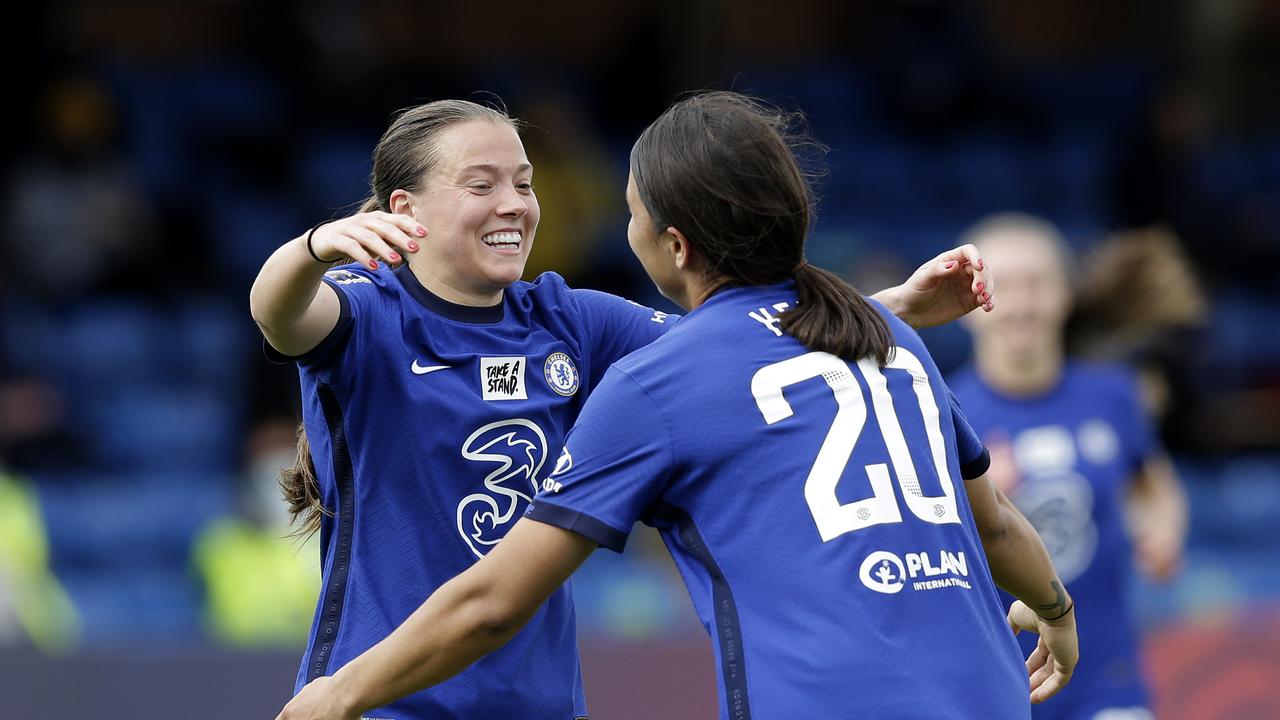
[
  {"left": 876, "top": 243, "right": 995, "bottom": 329},
  {"left": 309, "top": 211, "right": 427, "bottom": 270}
]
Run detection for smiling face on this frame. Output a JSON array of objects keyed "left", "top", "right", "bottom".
[{"left": 400, "top": 120, "right": 539, "bottom": 304}]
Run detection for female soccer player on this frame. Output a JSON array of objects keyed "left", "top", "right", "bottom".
[
  {"left": 275, "top": 92, "right": 1076, "bottom": 720},
  {"left": 251, "top": 99, "right": 997, "bottom": 719},
  {"left": 950, "top": 214, "right": 1188, "bottom": 720}
]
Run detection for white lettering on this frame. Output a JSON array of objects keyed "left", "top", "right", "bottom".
[{"left": 747, "top": 302, "right": 792, "bottom": 337}]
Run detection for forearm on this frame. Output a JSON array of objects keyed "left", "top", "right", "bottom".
[
  {"left": 249, "top": 234, "right": 334, "bottom": 332},
  {"left": 869, "top": 287, "right": 913, "bottom": 327},
  {"left": 331, "top": 572, "right": 530, "bottom": 714},
  {"left": 983, "top": 500, "right": 1070, "bottom": 617},
  {"left": 1130, "top": 456, "right": 1188, "bottom": 540},
  {"left": 319, "top": 520, "right": 596, "bottom": 715}
]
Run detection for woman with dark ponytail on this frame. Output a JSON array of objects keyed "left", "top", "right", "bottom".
[
  {"left": 257, "top": 94, "right": 992, "bottom": 720},
  {"left": 278, "top": 92, "right": 1072, "bottom": 720}
]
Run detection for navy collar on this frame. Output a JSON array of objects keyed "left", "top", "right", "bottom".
[{"left": 394, "top": 264, "right": 505, "bottom": 324}]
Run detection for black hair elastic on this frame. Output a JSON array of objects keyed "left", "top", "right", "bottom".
[
  {"left": 1040, "top": 600, "right": 1074, "bottom": 622},
  {"left": 307, "top": 220, "right": 342, "bottom": 264}
]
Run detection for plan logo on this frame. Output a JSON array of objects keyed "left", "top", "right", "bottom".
[
  {"left": 859, "top": 551, "right": 906, "bottom": 594},
  {"left": 860, "top": 549, "right": 973, "bottom": 594}
]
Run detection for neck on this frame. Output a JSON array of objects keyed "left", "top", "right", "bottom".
[
  {"left": 974, "top": 337, "right": 1065, "bottom": 397},
  {"left": 678, "top": 274, "right": 732, "bottom": 311},
  {"left": 407, "top": 258, "right": 503, "bottom": 307}
]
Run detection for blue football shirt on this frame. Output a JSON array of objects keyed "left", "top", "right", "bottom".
[
  {"left": 527, "top": 282, "right": 1029, "bottom": 720},
  {"left": 950, "top": 362, "right": 1158, "bottom": 718},
  {"left": 280, "top": 263, "right": 671, "bottom": 719}
]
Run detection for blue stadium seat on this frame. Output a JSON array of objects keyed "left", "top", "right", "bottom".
[
  {"left": 59, "top": 566, "right": 204, "bottom": 645},
  {"left": 297, "top": 132, "right": 377, "bottom": 213},
  {"left": 36, "top": 473, "right": 233, "bottom": 570},
  {"left": 77, "top": 386, "right": 240, "bottom": 472},
  {"left": 167, "top": 298, "right": 254, "bottom": 388},
  {"left": 58, "top": 300, "right": 164, "bottom": 390}
]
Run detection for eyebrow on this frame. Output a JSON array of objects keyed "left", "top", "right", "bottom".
[{"left": 460, "top": 163, "right": 533, "bottom": 174}]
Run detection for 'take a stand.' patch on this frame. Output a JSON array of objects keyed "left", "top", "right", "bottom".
[{"left": 480, "top": 356, "right": 527, "bottom": 401}]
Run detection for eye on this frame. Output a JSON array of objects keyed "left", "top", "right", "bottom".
[
  {"left": 517, "top": 181, "right": 534, "bottom": 192},
  {"left": 469, "top": 182, "right": 493, "bottom": 193}
]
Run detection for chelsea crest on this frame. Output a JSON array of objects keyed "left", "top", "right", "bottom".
[{"left": 543, "top": 352, "right": 580, "bottom": 397}]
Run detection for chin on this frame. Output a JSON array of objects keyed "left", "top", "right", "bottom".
[{"left": 486, "top": 265, "right": 527, "bottom": 288}]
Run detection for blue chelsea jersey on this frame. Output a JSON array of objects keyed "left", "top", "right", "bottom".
[
  {"left": 280, "top": 263, "right": 671, "bottom": 719},
  {"left": 528, "top": 282, "right": 1029, "bottom": 720},
  {"left": 949, "top": 362, "right": 1158, "bottom": 718}
]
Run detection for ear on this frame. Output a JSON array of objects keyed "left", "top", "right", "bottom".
[
  {"left": 389, "top": 189, "right": 415, "bottom": 217},
  {"left": 664, "top": 226, "right": 697, "bottom": 271}
]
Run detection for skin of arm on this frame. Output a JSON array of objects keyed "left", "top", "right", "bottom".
[
  {"left": 870, "top": 244, "right": 995, "bottom": 329},
  {"left": 965, "top": 472, "right": 1079, "bottom": 704},
  {"left": 248, "top": 234, "right": 345, "bottom": 357},
  {"left": 249, "top": 213, "right": 423, "bottom": 357},
  {"left": 1127, "top": 454, "right": 1188, "bottom": 581},
  {"left": 276, "top": 518, "right": 596, "bottom": 720}
]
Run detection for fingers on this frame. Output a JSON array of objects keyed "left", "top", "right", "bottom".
[
  {"left": 933, "top": 244, "right": 993, "bottom": 312},
  {"left": 1006, "top": 601, "right": 1028, "bottom": 635},
  {"left": 1030, "top": 662, "right": 1072, "bottom": 704},
  {"left": 314, "top": 213, "right": 427, "bottom": 270},
  {"left": 958, "top": 244, "right": 993, "bottom": 311},
  {"left": 1028, "top": 648, "right": 1055, "bottom": 689},
  {"left": 374, "top": 211, "right": 428, "bottom": 249},
  {"left": 1025, "top": 636, "right": 1049, "bottom": 676}
]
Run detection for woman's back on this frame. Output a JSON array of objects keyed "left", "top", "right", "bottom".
[{"left": 529, "top": 281, "right": 1028, "bottom": 719}]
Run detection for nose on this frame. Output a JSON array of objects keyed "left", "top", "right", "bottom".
[{"left": 496, "top": 185, "right": 528, "bottom": 219}]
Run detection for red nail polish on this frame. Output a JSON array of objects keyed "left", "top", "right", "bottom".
[
  {"left": 408, "top": 242, "right": 419, "bottom": 252},
  {"left": 945, "top": 260, "right": 956, "bottom": 269},
  {"left": 369, "top": 261, "right": 379, "bottom": 269},
  {"left": 417, "top": 227, "right": 427, "bottom": 237},
  {"left": 977, "top": 259, "right": 985, "bottom": 270},
  {"left": 976, "top": 282, "right": 985, "bottom": 293},
  {"left": 389, "top": 253, "right": 400, "bottom": 262}
]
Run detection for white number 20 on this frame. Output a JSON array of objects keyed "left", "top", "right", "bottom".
[{"left": 751, "top": 349, "right": 960, "bottom": 542}]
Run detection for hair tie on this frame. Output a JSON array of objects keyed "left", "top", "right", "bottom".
[
  {"left": 307, "top": 220, "right": 342, "bottom": 264},
  {"left": 1039, "top": 600, "right": 1075, "bottom": 622}
]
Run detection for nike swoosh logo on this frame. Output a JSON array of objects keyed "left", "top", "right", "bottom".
[{"left": 411, "top": 361, "right": 450, "bottom": 375}]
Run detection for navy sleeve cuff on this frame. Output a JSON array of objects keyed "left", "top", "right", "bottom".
[
  {"left": 960, "top": 447, "right": 991, "bottom": 480},
  {"left": 262, "top": 277, "right": 353, "bottom": 366},
  {"left": 525, "top": 502, "right": 629, "bottom": 553}
]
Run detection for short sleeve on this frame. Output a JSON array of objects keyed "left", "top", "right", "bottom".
[
  {"left": 568, "top": 289, "right": 678, "bottom": 391},
  {"left": 261, "top": 265, "right": 378, "bottom": 368},
  {"left": 947, "top": 388, "right": 991, "bottom": 480},
  {"left": 524, "top": 367, "right": 673, "bottom": 552}
]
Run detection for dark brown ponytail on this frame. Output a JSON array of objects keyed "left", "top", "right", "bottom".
[
  {"left": 782, "top": 264, "right": 892, "bottom": 364},
  {"left": 631, "top": 91, "right": 892, "bottom": 364},
  {"left": 279, "top": 423, "right": 329, "bottom": 539}
]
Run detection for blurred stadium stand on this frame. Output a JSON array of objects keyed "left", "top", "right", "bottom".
[{"left": 2, "top": 0, "right": 1279, "bottom": 717}]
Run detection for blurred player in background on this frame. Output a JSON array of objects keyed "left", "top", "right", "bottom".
[
  {"left": 250, "top": 98, "right": 997, "bottom": 719},
  {"left": 277, "top": 92, "right": 1077, "bottom": 720},
  {"left": 949, "top": 213, "right": 1189, "bottom": 720}
]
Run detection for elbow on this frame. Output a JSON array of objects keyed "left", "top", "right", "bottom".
[
  {"left": 248, "top": 282, "right": 273, "bottom": 329},
  {"left": 976, "top": 513, "right": 1012, "bottom": 549},
  {"left": 248, "top": 285, "right": 285, "bottom": 338},
  {"left": 472, "top": 595, "right": 537, "bottom": 642}
]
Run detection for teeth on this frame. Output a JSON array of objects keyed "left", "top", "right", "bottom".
[{"left": 482, "top": 231, "right": 522, "bottom": 246}]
